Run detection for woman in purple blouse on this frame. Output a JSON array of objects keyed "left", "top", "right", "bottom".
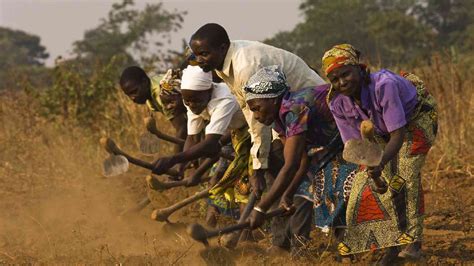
[{"left": 322, "top": 44, "right": 438, "bottom": 264}]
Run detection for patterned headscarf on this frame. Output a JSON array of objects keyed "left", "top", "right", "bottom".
[
  {"left": 244, "top": 65, "right": 290, "bottom": 102},
  {"left": 159, "top": 68, "right": 181, "bottom": 96},
  {"left": 321, "top": 44, "right": 361, "bottom": 76}
]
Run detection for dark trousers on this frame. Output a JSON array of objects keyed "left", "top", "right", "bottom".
[{"left": 271, "top": 197, "right": 314, "bottom": 250}]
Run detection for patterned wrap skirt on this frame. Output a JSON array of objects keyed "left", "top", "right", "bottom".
[
  {"left": 295, "top": 154, "right": 359, "bottom": 231},
  {"left": 338, "top": 72, "right": 438, "bottom": 255},
  {"left": 206, "top": 126, "right": 253, "bottom": 218}
]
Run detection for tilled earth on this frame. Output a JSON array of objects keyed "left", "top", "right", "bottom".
[{"left": 0, "top": 156, "right": 472, "bottom": 265}]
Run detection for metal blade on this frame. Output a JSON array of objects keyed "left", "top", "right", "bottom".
[
  {"left": 343, "top": 139, "right": 383, "bottom": 166},
  {"left": 103, "top": 155, "right": 129, "bottom": 177},
  {"left": 139, "top": 131, "right": 161, "bottom": 155}
]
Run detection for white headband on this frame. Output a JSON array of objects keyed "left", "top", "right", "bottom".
[{"left": 181, "top": 65, "right": 212, "bottom": 91}]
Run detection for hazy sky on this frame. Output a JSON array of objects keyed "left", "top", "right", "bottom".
[{"left": 0, "top": 0, "right": 303, "bottom": 65}]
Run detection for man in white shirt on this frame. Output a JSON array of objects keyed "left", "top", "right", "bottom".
[
  {"left": 152, "top": 65, "right": 255, "bottom": 221},
  {"left": 189, "top": 23, "right": 326, "bottom": 195}
]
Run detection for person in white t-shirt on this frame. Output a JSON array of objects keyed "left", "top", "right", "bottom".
[{"left": 152, "top": 65, "right": 257, "bottom": 225}]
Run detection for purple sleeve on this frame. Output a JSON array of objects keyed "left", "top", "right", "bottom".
[
  {"left": 377, "top": 79, "right": 408, "bottom": 132},
  {"left": 329, "top": 100, "right": 361, "bottom": 143},
  {"left": 331, "top": 110, "right": 361, "bottom": 143}
]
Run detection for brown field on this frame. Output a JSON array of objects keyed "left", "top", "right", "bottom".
[{"left": 0, "top": 56, "right": 472, "bottom": 265}]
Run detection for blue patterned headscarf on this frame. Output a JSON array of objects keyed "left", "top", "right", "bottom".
[{"left": 244, "top": 65, "right": 290, "bottom": 102}]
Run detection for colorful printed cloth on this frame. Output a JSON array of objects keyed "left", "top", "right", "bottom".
[
  {"left": 272, "top": 84, "right": 358, "bottom": 230},
  {"left": 273, "top": 84, "right": 338, "bottom": 147},
  {"left": 295, "top": 155, "right": 358, "bottom": 230},
  {"left": 206, "top": 152, "right": 240, "bottom": 219},
  {"left": 209, "top": 126, "right": 253, "bottom": 204},
  {"left": 338, "top": 73, "right": 438, "bottom": 255},
  {"left": 146, "top": 73, "right": 177, "bottom": 121},
  {"left": 159, "top": 69, "right": 181, "bottom": 96},
  {"left": 321, "top": 44, "right": 362, "bottom": 75}
]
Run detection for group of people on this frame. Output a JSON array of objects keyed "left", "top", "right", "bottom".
[{"left": 119, "top": 23, "right": 438, "bottom": 264}]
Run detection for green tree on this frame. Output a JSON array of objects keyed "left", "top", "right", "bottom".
[
  {"left": 0, "top": 27, "right": 49, "bottom": 67},
  {"left": 265, "top": 0, "right": 434, "bottom": 67},
  {"left": 267, "top": 0, "right": 376, "bottom": 67},
  {"left": 366, "top": 9, "right": 434, "bottom": 65},
  {"left": 39, "top": 55, "right": 127, "bottom": 128},
  {"left": 411, "top": 0, "right": 474, "bottom": 50},
  {"left": 73, "top": 0, "right": 185, "bottom": 69},
  {"left": 0, "top": 27, "right": 50, "bottom": 90},
  {"left": 39, "top": 0, "right": 186, "bottom": 130}
]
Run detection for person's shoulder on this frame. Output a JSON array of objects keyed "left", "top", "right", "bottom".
[
  {"left": 237, "top": 40, "right": 294, "bottom": 56},
  {"left": 233, "top": 40, "right": 263, "bottom": 49},
  {"left": 329, "top": 92, "right": 352, "bottom": 113},
  {"left": 371, "top": 69, "right": 402, "bottom": 85},
  {"left": 232, "top": 41, "right": 281, "bottom": 73},
  {"left": 233, "top": 40, "right": 284, "bottom": 58},
  {"left": 211, "top": 82, "right": 238, "bottom": 104},
  {"left": 147, "top": 70, "right": 164, "bottom": 79},
  {"left": 148, "top": 74, "right": 162, "bottom": 96},
  {"left": 148, "top": 72, "right": 165, "bottom": 85},
  {"left": 329, "top": 92, "right": 344, "bottom": 106},
  {"left": 371, "top": 69, "right": 416, "bottom": 96},
  {"left": 232, "top": 40, "right": 259, "bottom": 58},
  {"left": 214, "top": 81, "right": 231, "bottom": 90},
  {"left": 282, "top": 90, "right": 311, "bottom": 112},
  {"left": 313, "top": 84, "right": 331, "bottom": 94},
  {"left": 213, "top": 82, "right": 233, "bottom": 97},
  {"left": 290, "top": 86, "right": 319, "bottom": 99}
]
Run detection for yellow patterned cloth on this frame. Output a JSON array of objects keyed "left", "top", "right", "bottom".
[
  {"left": 209, "top": 126, "right": 253, "bottom": 204},
  {"left": 159, "top": 69, "right": 181, "bottom": 96},
  {"left": 339, "top": 73, "right": 437, "bottom": 255},
  {"left": 322, "top": 44, "right": 362, "bottom": 75},
  {"left": 146, "top": 73, "right": 171, "bottom": 119}
]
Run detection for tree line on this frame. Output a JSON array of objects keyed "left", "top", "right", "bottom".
[{"left": 1, "top": 0, "right": 472, "bottom": 128}]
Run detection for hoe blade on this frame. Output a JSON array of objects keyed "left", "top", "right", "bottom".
[
  {"left": 343, "top": 139, "right": 383, "bottom": 167},
  {"left": 103, "top": 155, "right": 129, "bottom": 177},
  {"left": 139, "top": 132, "right": 161, "bottom": 155}
]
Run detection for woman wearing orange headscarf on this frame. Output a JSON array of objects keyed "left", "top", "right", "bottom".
[{"left": 322, "top": 44, "right": 437, "bottom": 264}]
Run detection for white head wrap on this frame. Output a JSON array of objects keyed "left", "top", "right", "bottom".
[{"left": 181, "top": 65, "right": 213, "bottom": 91}]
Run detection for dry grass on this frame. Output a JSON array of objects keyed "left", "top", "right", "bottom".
[
  {"left": 416, "top": 54, "right": 474, "bottom": 186},
  {"left": 0, "top": 89, "right": 182, "bottom": 264},
  {"left": 0, "top": 55, "right": 473, "bottom": 264}
]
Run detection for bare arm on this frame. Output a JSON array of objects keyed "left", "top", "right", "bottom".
[
  {"left": 177, "top": 134, "right": 200, "bottom": 173},
  {"left": 269, "top": 136, "right": 309, "bottom": 203},
  {"left": 367, "top": 127, "right": 406, "bottom": 189},
  {"left": 380, "top": 127, "right": 406, "bottom": 167},
  {"left": 170, "top": 113, "right": 188, "bottom": 153},
  {"left": 256, "top": 134, "right": 306, "bottom": 211},
  {"left": 152, "top": 133, "right": 221, "bottom": 175},
  {"left": 172, "top": 134, "right": 222, "bottom": 164},
  {"left": 183, "top": 134, "right": 199, "bottom": 153},
  {"left": 281, "top": 152, "right": 309, "bottom": 204}
]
